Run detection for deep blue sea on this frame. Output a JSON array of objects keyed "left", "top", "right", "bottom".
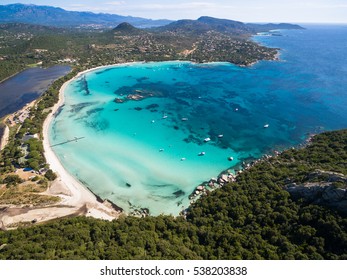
[{"left": 50, "top": 25, "right": 347, "bottom": 215}]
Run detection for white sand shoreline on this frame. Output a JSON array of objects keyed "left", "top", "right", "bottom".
[
  {"left": 0, "top": 65, "right": 132, "bottom": 229},
  {"left": 42, "top": 69, "right": 124, "bottom": 221},
  {"left": 1, "top": 61, "right": 220, "bottom": 228}
]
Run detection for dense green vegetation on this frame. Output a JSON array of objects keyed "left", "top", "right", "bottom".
[
  {"left": 0, "top": 130, "right": 346, "bottom": 260},
  {"left": 1, "top": 174, "right": 23, "bottom": 187}
]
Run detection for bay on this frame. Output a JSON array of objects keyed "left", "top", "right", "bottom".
[{"left": 50, "top": 25, "right": 347, "bottom": 215}]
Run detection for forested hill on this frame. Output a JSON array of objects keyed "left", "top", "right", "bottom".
[
  {"left": 155, "top": 16, "right": 303, "bottom": 36},
  {"left": 0, "top": 130, "right": 346, "bottom": 260}
]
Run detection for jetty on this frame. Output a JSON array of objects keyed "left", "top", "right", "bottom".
[{"left": 50, "top": 137, "right": 85, "bottom": 147}]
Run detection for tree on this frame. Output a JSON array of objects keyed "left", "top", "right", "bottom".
[
  {"left": 44, "top": 169, "right": 57, "bottom": 181},
  {"left": 2, "top": 174, "right": 23, "bottom": 187}
]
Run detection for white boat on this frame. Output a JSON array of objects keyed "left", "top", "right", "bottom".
[
  {"left": 218, "top": 134, "right": 223, "bottom": 138},
  {"left": 198, "top": 152, "right": 206, "bottom": 156},
  {"left": 204, "top": 137, "right": 211, "bottom": 142},
  {"left": 180, "top": 157, "right": 186, "bottom": 161},
  {"left": 264, "top": 124, "right": 269, "bottom": 128},
  {"left": 162, "top": 115, "right": 168, "bottom": 119},
  {"left": 228, "top": 156, "right": 234, "bottom": 161},
  {"left": 159, "top": 148, "right": 164, "bottom": 152},
  {"left": 181, "top": 117, "right": 188, "bottom": 121}
]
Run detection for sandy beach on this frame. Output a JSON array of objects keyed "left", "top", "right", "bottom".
[
  {"left": 0, "top": 67, "right": 125, "bottom": 229},
  {"left": 41, "top": 74, "right": 122, "bottom": 219},
  {"left": 0, "top": 124, "right": 9, "bottom": 151},
  {"left": 1, "top": 61, "right": 213, "bottom": 227}
]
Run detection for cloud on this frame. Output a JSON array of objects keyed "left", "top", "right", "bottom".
[
  {"left": 132, "top": 2, "right": 227, "bottom": 11},
  {"left": 65, "top": 4, "right": 112, "bottom": 13},
  {"left": 68, "top": 4, "right": 87, "bottom": 8},
  {"left": 297, "top": 1, "right": 347, "bottom": 9},
  {"left": 104, "top": 1, "right": 126, "bottom": 6}
]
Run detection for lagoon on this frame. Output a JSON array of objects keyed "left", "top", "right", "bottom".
[
  {"left": 0, "top": 65, "right": 71, "bottom": 145},
  {"left": 0, "top": 65, "right": 71, "bottom": 118}
]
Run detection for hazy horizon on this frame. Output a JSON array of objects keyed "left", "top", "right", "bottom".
[{"left": 1, "top": 1, "right": 347, "bottom": 24}]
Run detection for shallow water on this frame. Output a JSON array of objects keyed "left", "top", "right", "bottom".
[{"left": 50, "top": 25, "right": 347, "bottom": 215}]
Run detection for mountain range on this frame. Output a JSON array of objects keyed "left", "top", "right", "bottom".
[
  {"left": 0, "top": 3, "right": 303, "bottom": 32},
  {"left": 0, "top": 3, "right": 172, "bottom": 28}
]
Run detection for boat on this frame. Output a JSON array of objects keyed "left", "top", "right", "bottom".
[
  {"left": 228, "top": 156, "right": 234, "bottom": 161},
  {"left": 218, "top": 134, "right": 223, "bottom": 138},
  {"left": 162, "top": 115, "right": 168, "bottom": 119},
  {"left": 264, "top": 124, "right": 269, "bottom": 128},
  {"left": 181, "top": 117, "right": 188, "bottom": 121},
  {"left": 204, "top": 137, "right": 211, "bottom": 142},
  {"left": 159, "top": 148, "right": 164, "bottom": 152},
  {"left": 198, "top": 152, "right": 206, "bottom": 156},
  {"left": 180, "top": 157, "right": 186, "bottom": 161}
]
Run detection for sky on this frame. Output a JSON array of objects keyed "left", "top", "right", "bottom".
[{"left": 2, "top": 0, "right": 347, "bottom": 23}]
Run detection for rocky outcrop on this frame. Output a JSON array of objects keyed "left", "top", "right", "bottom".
[
  {"left": 284, "top": 170, "right": 347, "bottom": 214},
  {"left": 188, "top": 171, "right": 237, "bottom": 202},
  {"left": 0, "top": 220, "right": 7, "bottom": 231}
]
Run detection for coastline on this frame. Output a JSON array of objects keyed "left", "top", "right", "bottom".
[
  {"left": 0, "top": 59, "right": 289, "bottom": 226},
  {"left": 0, "top": 99, "right": 38, "bottom": 151},
  {"left": 0, "top": 70, "right": 23, "bottom": 85},
  {"left": 1, "top": 62, "right": 156, "bottom": 228},
  {"left": 40, "top": 61, "right": 263, "bottom": 217},
  {"left": 40, "top": 62, "right": 146, "bottom": 214},
  {"left": 41, "top": 74, "right": 122, "bottom": 221},
  {"left": 0, "top": 68, "right": 124, "bottom": 229}
]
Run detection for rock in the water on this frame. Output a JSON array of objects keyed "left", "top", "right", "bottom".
[
  {"left": 221, "top": 174, "right": 228, "bottom": 182},
  {"left": 173, "top": 190, "right": 185, "bottom": 198}
]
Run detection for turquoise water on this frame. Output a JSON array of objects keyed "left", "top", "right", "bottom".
[{"left": 49, "top": 25, "right": 347, "bottom": 215}]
